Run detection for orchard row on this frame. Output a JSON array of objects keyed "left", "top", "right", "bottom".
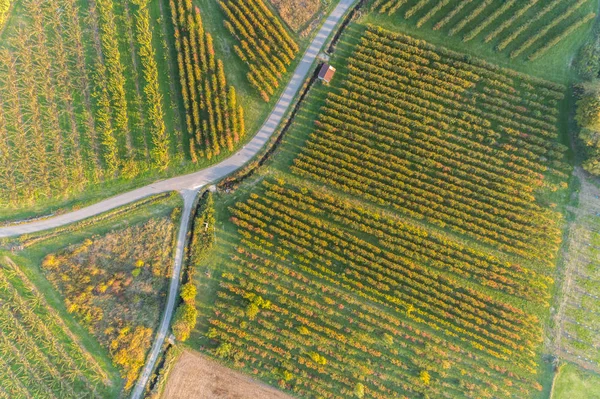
[
  {"left": 292, "top": 27, "right": 568, "bottom": 262},
  {"left": 207, "top": 179, "right": 547, "bottom": 398},
  {"left": 170, "top": 0, "right": 245, "bottom": 160},
  {"left": 371, "top": 0, "right": 595, "bottom": 60},
  {"left": 220, "top": 0, "right": 298, "bottom": 101}
]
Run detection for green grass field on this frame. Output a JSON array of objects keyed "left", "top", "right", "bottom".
[{"left": 554, "top": 363, "right": 600, "bottom": 399}]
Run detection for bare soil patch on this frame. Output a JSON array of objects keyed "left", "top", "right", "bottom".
[{"left": 162, "top": 350, "right": 294, "bottom": 399}]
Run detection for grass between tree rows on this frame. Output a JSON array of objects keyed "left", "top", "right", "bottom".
[
  {"left": 181, "top": 18, "right": 585, "bottom": 397},
  {"left": 0, "top": 0, "right": 331, "bottom": 223}
]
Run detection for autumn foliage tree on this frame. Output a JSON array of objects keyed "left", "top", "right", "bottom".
[{"left": 169, "top": 0, "right": 244, "bottom": 159}]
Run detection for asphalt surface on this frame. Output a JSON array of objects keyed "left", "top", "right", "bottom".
[{"left": 130, "top": 189, "right": 197, "bottom": 399}]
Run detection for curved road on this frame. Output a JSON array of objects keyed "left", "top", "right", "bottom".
[{"left": 0, "top": 0, "right": 353, "bottom": 239}]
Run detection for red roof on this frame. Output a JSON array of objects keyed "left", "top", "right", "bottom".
[{"left": 318, "top": 63, "right": 336, "bottom": 83}]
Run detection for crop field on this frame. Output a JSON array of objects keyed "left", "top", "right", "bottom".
[
  {"left": 294, "top": 26, "right": 569, "bottom": 262},
  {"left": 370, "top": 0, "right": 596, "bottom": 61},
  {"left": 0, "top": 256, "right": 113, "bottom": 398},
  {"left": 187, "top": 24, "right": 574, "bottom": 399},
  {"left": 220, "top": 0, "right": 299, "bottom": 101},
  {"left": 204, "top": 179, "right": 550, "bottom": 398},
  {"left": 557, "top": 174, "right": 600, "bottom": 370},
  {"left": 0, "top": 0, "right": 300, "bottom": 214}
]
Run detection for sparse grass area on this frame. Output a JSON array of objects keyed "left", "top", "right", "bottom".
[
  {"left": 269, "top": 0, "right": 327, "bottom": 33},
  {"left": 556, "top": 171, "right": 600, "bottom": 369}
]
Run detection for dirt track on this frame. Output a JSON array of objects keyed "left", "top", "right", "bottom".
[{"left": 162, "top": 350, "right": 294, "bottom": 399}]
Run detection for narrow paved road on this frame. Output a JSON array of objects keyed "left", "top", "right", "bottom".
[
  {"left": 0, "top": 0, "right": 355, "bottom": 239},
  {"left": 130, "top": 189, "right": 197, "bottom": 399},
  {"left": 130, "top": 1, "right": 355, "bottom": 397}
]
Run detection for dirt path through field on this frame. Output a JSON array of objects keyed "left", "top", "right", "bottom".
[{"left": 162, "top": 350, "right": 294, "bottom": 399}]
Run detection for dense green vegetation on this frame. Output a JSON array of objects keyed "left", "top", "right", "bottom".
[
  {"left": 172, "top": 191, "right": 216, "bottom": 342},
  {"left": 574, "top": 27, "right": 600, "bottom": 175},
  {"left": 0, "top": 256, "right": 113, "bottom": 398},
  {"left": 575, "top": 83, "right": 600, "bottom": 174},
  {"left": 370, "top": 0, "right": 596, "bottom": 61}
]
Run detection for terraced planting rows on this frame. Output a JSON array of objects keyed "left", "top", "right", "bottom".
[
  {"left": 169, "top": 0, "right": 246, "bottom": 161},
  {"left": 293, "top": 26, "right": 569, "bottom": 263},
  {"left": 220, "top": 0, "right": 299, "bottom": 101},
  {"left": 371, "top": 0, "right": 595, "bottom": 60},
  {"left": 0, "top": 257, "right": 112, "bottom": 398},
  {"left": 0, "top": 0, "right": 180, "bottom": 204}
]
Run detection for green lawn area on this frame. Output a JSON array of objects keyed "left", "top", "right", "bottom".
[{"left": 554, "top": 363, "right": 600, "bottom": 399}]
